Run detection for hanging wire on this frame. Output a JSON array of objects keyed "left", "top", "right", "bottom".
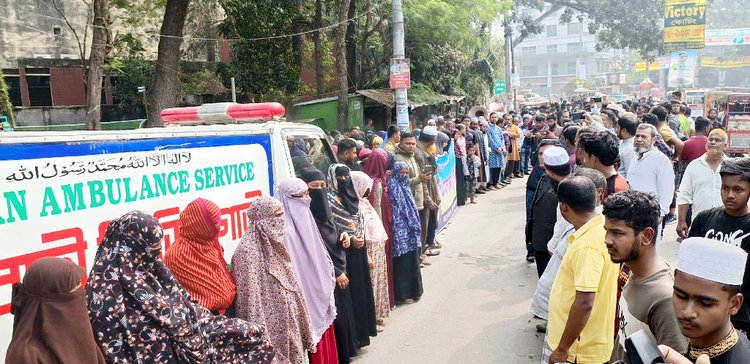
[{"left": 11, "top": 3, "right": 381, "bottom": 43}]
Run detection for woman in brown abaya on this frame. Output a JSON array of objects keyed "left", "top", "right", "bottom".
[{"left": 6, "top": 257, "right": 106, "bottom": 364}]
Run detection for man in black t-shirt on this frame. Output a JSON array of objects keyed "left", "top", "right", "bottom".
[{"left": 689, "top": 157, "right": 750, "bottom": 332}]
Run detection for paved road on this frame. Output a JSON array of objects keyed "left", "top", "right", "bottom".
[{"left": 357, "top": 175, "right": 681, "bottom": 364}]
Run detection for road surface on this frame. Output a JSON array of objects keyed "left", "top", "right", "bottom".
[{"left": 358, "top": 175, "right": 681, "bottom": 363}]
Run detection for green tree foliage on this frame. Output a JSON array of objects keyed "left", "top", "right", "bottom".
[
  {"left": 109, "top": 57, "right": 155, "bottom": 106},
  {"left": 0, "top": 70, "right": 14, "bottom": 127},
  {"left": 403, "top": 0, "right": 511, "bottom": 99},
  {"left": 219, "top": 0, "right": 301, "bottom": 101}
]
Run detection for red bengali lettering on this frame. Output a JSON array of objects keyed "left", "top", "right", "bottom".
[
  {"left": 219, "top": 190, "right": 263, "bottom": 240},
  {"left": 154, "top": 207, "right": 181, "bottom": 253}
]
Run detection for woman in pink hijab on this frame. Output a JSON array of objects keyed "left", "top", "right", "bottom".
[
  {"left": 232, "top": 196, "right": 314, "bottom": 364},
  {"left": 277, "top": 178, "right": 339, "bottom": 364},
  {"left": 350, "top": 171, "right": 391, "bottom": 329},
  {"left": 362, "top": 148, "right": 395, "bottom": 308}
]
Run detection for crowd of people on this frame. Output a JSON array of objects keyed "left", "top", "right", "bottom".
[
  {"left": 6, "top": 91, "right": 750, "bottom": 364},
  {"left": 5, "top": 112, "right": 523, "bottom": 364},
  {"left": 517, "top": 92, "right": 750, "bottom": 363}
]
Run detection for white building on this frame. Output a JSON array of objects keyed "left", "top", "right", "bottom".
[{"left": 515, "top": 6, "right": 626, "bottom": 97}]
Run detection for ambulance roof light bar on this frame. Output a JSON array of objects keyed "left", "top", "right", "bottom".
[{"left": 160, "top": 102, "right": 286, "bottom": 125}]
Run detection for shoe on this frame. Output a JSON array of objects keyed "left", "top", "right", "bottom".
[
  {"left": 536, "top": 322, "right": 547, "bottom": 333},
  {"left": 475, "top": 189, "right": 486, "bottom": 194},
  {"left": 514, "top": 173, "right": 523, "bottom": 178},
  {"left": 425, "top": 248, "right": 440, "bottom": 256},
  {"left": 664, "top": 213, "right": 677, "bottom": 225},
  {"left": 470, "top": 199, "right": 477, "bottom": 204},
  {"left": 431, "top": 242, "right": 443, "bottom": 249},
  {"left": 526, "top": 255, "right": 535, "bottom": 262}
]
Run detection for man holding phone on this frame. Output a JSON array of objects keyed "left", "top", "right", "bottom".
[{"left": 416, "top": 126, "right": 442, "bottom": 256}]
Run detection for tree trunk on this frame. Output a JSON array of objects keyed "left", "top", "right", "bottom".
[
  {"left": 336, "top": 0, "right": 352, "bottom": 130},
  {"left": 313, "top": 0, "right": 324, "bottom": 97},
  {"left": 145, "top": 0, "right": 191, "bottom": 127},
  {"left": 345, "top": 0, "right": 357, "bottom": 90},
  {"left": 358, "top": 0, "right": 373, "bottom": 89},
  {"left": 292, "top": 0, "right": 306, "bottom": 87},
  {"left": 84, "top": 0, "right": 109, "bottom": 130}
]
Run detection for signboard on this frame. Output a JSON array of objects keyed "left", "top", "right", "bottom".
[
  {"left": 634, "top": 61, "right": 662, "bottom": 73},
  {"left": 389, "top": 58, "right": 411, "bottom": 89},
  {"left": 663, "top": 0, "right": 707, "bottom": 51},
  {"left": 0, "top": 135, "right": 274, "bottom": 356},
  {"left": 435, "top": 142, "right": 457, "bottom": 233},
  {"left": 667, "top": 50, "right": 698, "bottom": 88},
  {"left": 510, "top": 73, "right": 520, "bottom": 89},
  {"left": 577, "top": 64, "right": 587, "bottom": 80},
  {"left": 395, "top": 88, "right": 409, "bottom": 131},
  {"left": 493, "top": 80, "right": 506, "bottom": 95},
  {"left": 705, "top": 28, "right": 750, "bottom": 46},
  {"left": 700, "top": 56, "right": 750, "bottom": 68}
]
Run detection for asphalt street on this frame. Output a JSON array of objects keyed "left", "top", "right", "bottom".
[{"left": 358, "top": 174, "right": 682, "bottom": 364}]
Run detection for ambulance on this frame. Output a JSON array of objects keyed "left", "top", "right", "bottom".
[{"left": 0, "top": 102, "right": 336, "bottom": 356}]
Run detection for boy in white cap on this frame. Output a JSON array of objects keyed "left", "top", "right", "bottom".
[{"left": 671, "top": 237, "right": 750, "bottom": 363}]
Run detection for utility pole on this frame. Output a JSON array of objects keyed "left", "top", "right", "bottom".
[
  {"left": 392, "top": 0, "right": 409, "bottom": 131},
  {"left": 503, "top": 17, "right": 515, "bottom": 111}
]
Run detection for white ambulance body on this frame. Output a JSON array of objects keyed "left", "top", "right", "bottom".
[{"left": 0, "top": 103, "right": 336, "bottom": 358}]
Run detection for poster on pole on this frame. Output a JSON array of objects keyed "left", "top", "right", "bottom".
[
  {"left": 390, "top": 58, "right": 411, "bottom": 89},
  {"left": 668, "top": 50, "right": 698, "bottom": 88},
  {"left": 395, "top": 88, "right": 410, "bottom": 131},
  {"left": 663, "top": 0, "right": 707, "bottom": 51}
]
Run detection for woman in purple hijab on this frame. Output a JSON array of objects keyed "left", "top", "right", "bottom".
[
  {"left": 277, "top": 178, "right": 339, "bottom": 363},
  {"left": 388, "top": 161, "right": 423, "bottom": 303}
]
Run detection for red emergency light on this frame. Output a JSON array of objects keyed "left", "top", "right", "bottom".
[{"left": 160, "top": 102, "right": 286, "bottom": 123}]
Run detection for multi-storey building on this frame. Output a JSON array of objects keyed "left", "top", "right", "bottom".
[{"left": 514, "top": 6, "right": 626, "bottom": 97}]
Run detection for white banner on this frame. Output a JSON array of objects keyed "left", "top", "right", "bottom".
[{"left": 0, "top": 135, "right": 273, "bottom": 357}]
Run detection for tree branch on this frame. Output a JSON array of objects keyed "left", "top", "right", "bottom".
[{"left": 512, "top": 3, "right": 562, "bottom": 48}]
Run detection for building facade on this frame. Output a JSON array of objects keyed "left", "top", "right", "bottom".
[
  {"left": 515, "top": 6, "right": 626, "bottom": 97},
  {"left": 1, "top": 0, "right": 228, "bottom": 112}
]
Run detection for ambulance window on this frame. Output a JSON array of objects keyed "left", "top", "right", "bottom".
[{"left": 287, "top": 136, "right": 335, "bottom": 177}]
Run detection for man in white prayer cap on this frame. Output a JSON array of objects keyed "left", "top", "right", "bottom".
[
  {"left": 529, "top": 146, "right": 571, "bottom": 277},
  {"left": 670, "top": 237, "right": 750, "bottom": 363}
]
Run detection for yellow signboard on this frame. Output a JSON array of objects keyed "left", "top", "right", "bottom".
[
  {"left": 663, "top": 0, "right": 707, "bottom": 51},
  {"left": 700, "top": 56, "right": 750, "bottom": 68},
  {"left": 634, "top": 62, "right": 662, "bottom": 73}
]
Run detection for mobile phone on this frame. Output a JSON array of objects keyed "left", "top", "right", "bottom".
[
  {"left": 592, "top": 97, "right": 602, "bottom": 103},
  {"left": 625, "top": 330, "right": 667, "bottom": 364},
  {"left": 572, "top": 112, "right": 584, "bottom": 121}
]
